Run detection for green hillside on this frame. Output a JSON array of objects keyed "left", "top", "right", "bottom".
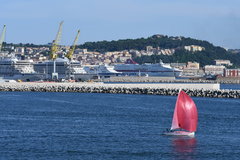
[{"left": 79, "top": 35, "right": 240, "bottom": 67}]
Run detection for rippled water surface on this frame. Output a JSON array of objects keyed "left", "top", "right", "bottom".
[
  {"left": 221, "top": 84, "right": 240, "bottom": 90},
  {"left": 0, "top": 92, "right": 239, "bottom": 159}
]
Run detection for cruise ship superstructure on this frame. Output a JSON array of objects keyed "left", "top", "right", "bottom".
[
  {"left": 0, "top": 55, "right": 42, "bottom": 81},
  {"left": 34, "top": 58, "right": 97, "bottom": 81},
  {"left": 83, "top": 64, "right": 121, "bottom": 78},
  {"left": 114, "top": 59, "right": 182, "bottom": 77}
]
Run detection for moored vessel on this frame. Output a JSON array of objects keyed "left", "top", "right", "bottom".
[
  {"left": 34, "top": 58, "right": 97, "bottom": 81},
  {"left": 0, "top": 55, "right": 42, "bottom": 81},
  {"left": 114, "top": 59, "right": 182, "bottom": 77}
]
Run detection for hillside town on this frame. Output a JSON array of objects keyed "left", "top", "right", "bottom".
[
  {"left": 0, "top": 44, "right": 239, "bottom": 80},
  {"left": 0, "top": 22, "right": 240, "bottom": 82}
]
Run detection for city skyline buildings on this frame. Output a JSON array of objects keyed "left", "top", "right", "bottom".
[{"left": 0, "top": 0, "right": 240, "bottom": 49}]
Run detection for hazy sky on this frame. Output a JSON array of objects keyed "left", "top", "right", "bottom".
[{"left": 1, "top": 0, "right": 240, "bottom": 48}]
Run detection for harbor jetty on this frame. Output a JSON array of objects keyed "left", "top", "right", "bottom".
[
  {"left": 103, "top": 76, "right": 240, "bottom": 84},
  {"left": 0, "top": 82, "right": 239, "bottom": 98}
]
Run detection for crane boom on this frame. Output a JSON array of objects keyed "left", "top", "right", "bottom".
[
  {"left": 66, "top": 30, "right": 80, "bottom": 60},
  {"left": 0, "top": 25, "right": 6, "bottom": 52},
  {"left": 50, "top": 21, "right": 63, "bottom": 60}
]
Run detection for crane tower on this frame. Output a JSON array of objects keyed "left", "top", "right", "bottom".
[
  {"left": 50, "top": 21, "right": 63, "bottom": 80},
  {"left": 50, "top": 21, "right": 63, "bottom": 60},
  {"left": 66, "top": 30, "right": 80, "bottom": 61},
  {"left": 0, "top": 25, "right": 6, "bottom": 52}
]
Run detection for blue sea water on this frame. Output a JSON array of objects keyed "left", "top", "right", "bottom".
[
  {"left": 0, "top": 92, "right": 240, "bottom": 159},
  {"left": 221, "top": 84, "right": 240, "bottom": 90}
]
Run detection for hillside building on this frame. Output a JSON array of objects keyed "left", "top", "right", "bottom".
[
  {"left": 184, "top": 45, "right": 205, "bottom": 52},
  {"left": 215, "top": 59, "right": 232, "bottom": 66},
  {"left": 185, "top": 62, "right": 200, "bottom": 70},
  {"left": 225, "top": 69, "right": 240, "bottom": 77},
  {"left": 204, "top": 65, "right": 225, "bottom": 76}
]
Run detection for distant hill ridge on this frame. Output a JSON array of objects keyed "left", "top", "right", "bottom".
[
  {"left": 79, "top": 34, "right": 216, "bottom": 52},
  {"left": 78, "top": 34, "right": 240, "bottom": 67}
]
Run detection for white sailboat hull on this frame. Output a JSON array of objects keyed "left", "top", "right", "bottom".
[{"left": 163, "top": 131, "right": 195, "bottom": 137}]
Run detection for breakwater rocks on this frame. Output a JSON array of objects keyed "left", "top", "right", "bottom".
[
  {"left": 103, "top": 76, "right": 240, "bottom": 84},
  {"left": 0, "top": 82, "right": 239, "bottom": 98}
]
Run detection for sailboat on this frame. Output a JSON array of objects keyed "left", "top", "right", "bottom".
[{"left": 164, "top": 90, "right": 198, "bottom": 136}]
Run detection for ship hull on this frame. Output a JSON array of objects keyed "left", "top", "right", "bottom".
[
  {"left": 0, "top": 73, "right": 43, "bottom": 82},
  {"left": 114, "top": 70, "right": 181, "bottom": 77},
  {"left": 163, "top": 131, "right": 195, "bottom": 137},
  {"left": 114, "top": 62, "right": 182, "bottom": 77}
]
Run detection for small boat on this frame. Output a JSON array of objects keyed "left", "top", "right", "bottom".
[{"left": 164, "top": 90, "right": 198, "bottom": 136}]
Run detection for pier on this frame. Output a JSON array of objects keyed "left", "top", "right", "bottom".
[
  {"left": 103, "top": 76, "right": 240, "bottom": 84},
  {"left": 0, "top": 82, "right": 239, "bottom": 98}
]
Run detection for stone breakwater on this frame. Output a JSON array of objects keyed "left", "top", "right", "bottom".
[
  {"left": 103, "top": 76, "right": 240, "bottom": 84},
  {"left": 0, "top": 82, "right": 239, "bottom": 98}
]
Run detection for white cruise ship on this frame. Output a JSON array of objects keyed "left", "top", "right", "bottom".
[
  {"left": 0, "top": 55, "right": 42, "bottom": 81},
  {"left": 34, "top": 58, "right": 97, "bottom": 81},
  {"left": 83, "top": 64, "right": 121, "bottom": 78},
  {"left": 114, "top": 59, "right": 182, "bottom": 77}
]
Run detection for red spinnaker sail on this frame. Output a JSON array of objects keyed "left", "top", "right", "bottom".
[{"left": 171, "top": 90, "right": 198, "bottom": 132}]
